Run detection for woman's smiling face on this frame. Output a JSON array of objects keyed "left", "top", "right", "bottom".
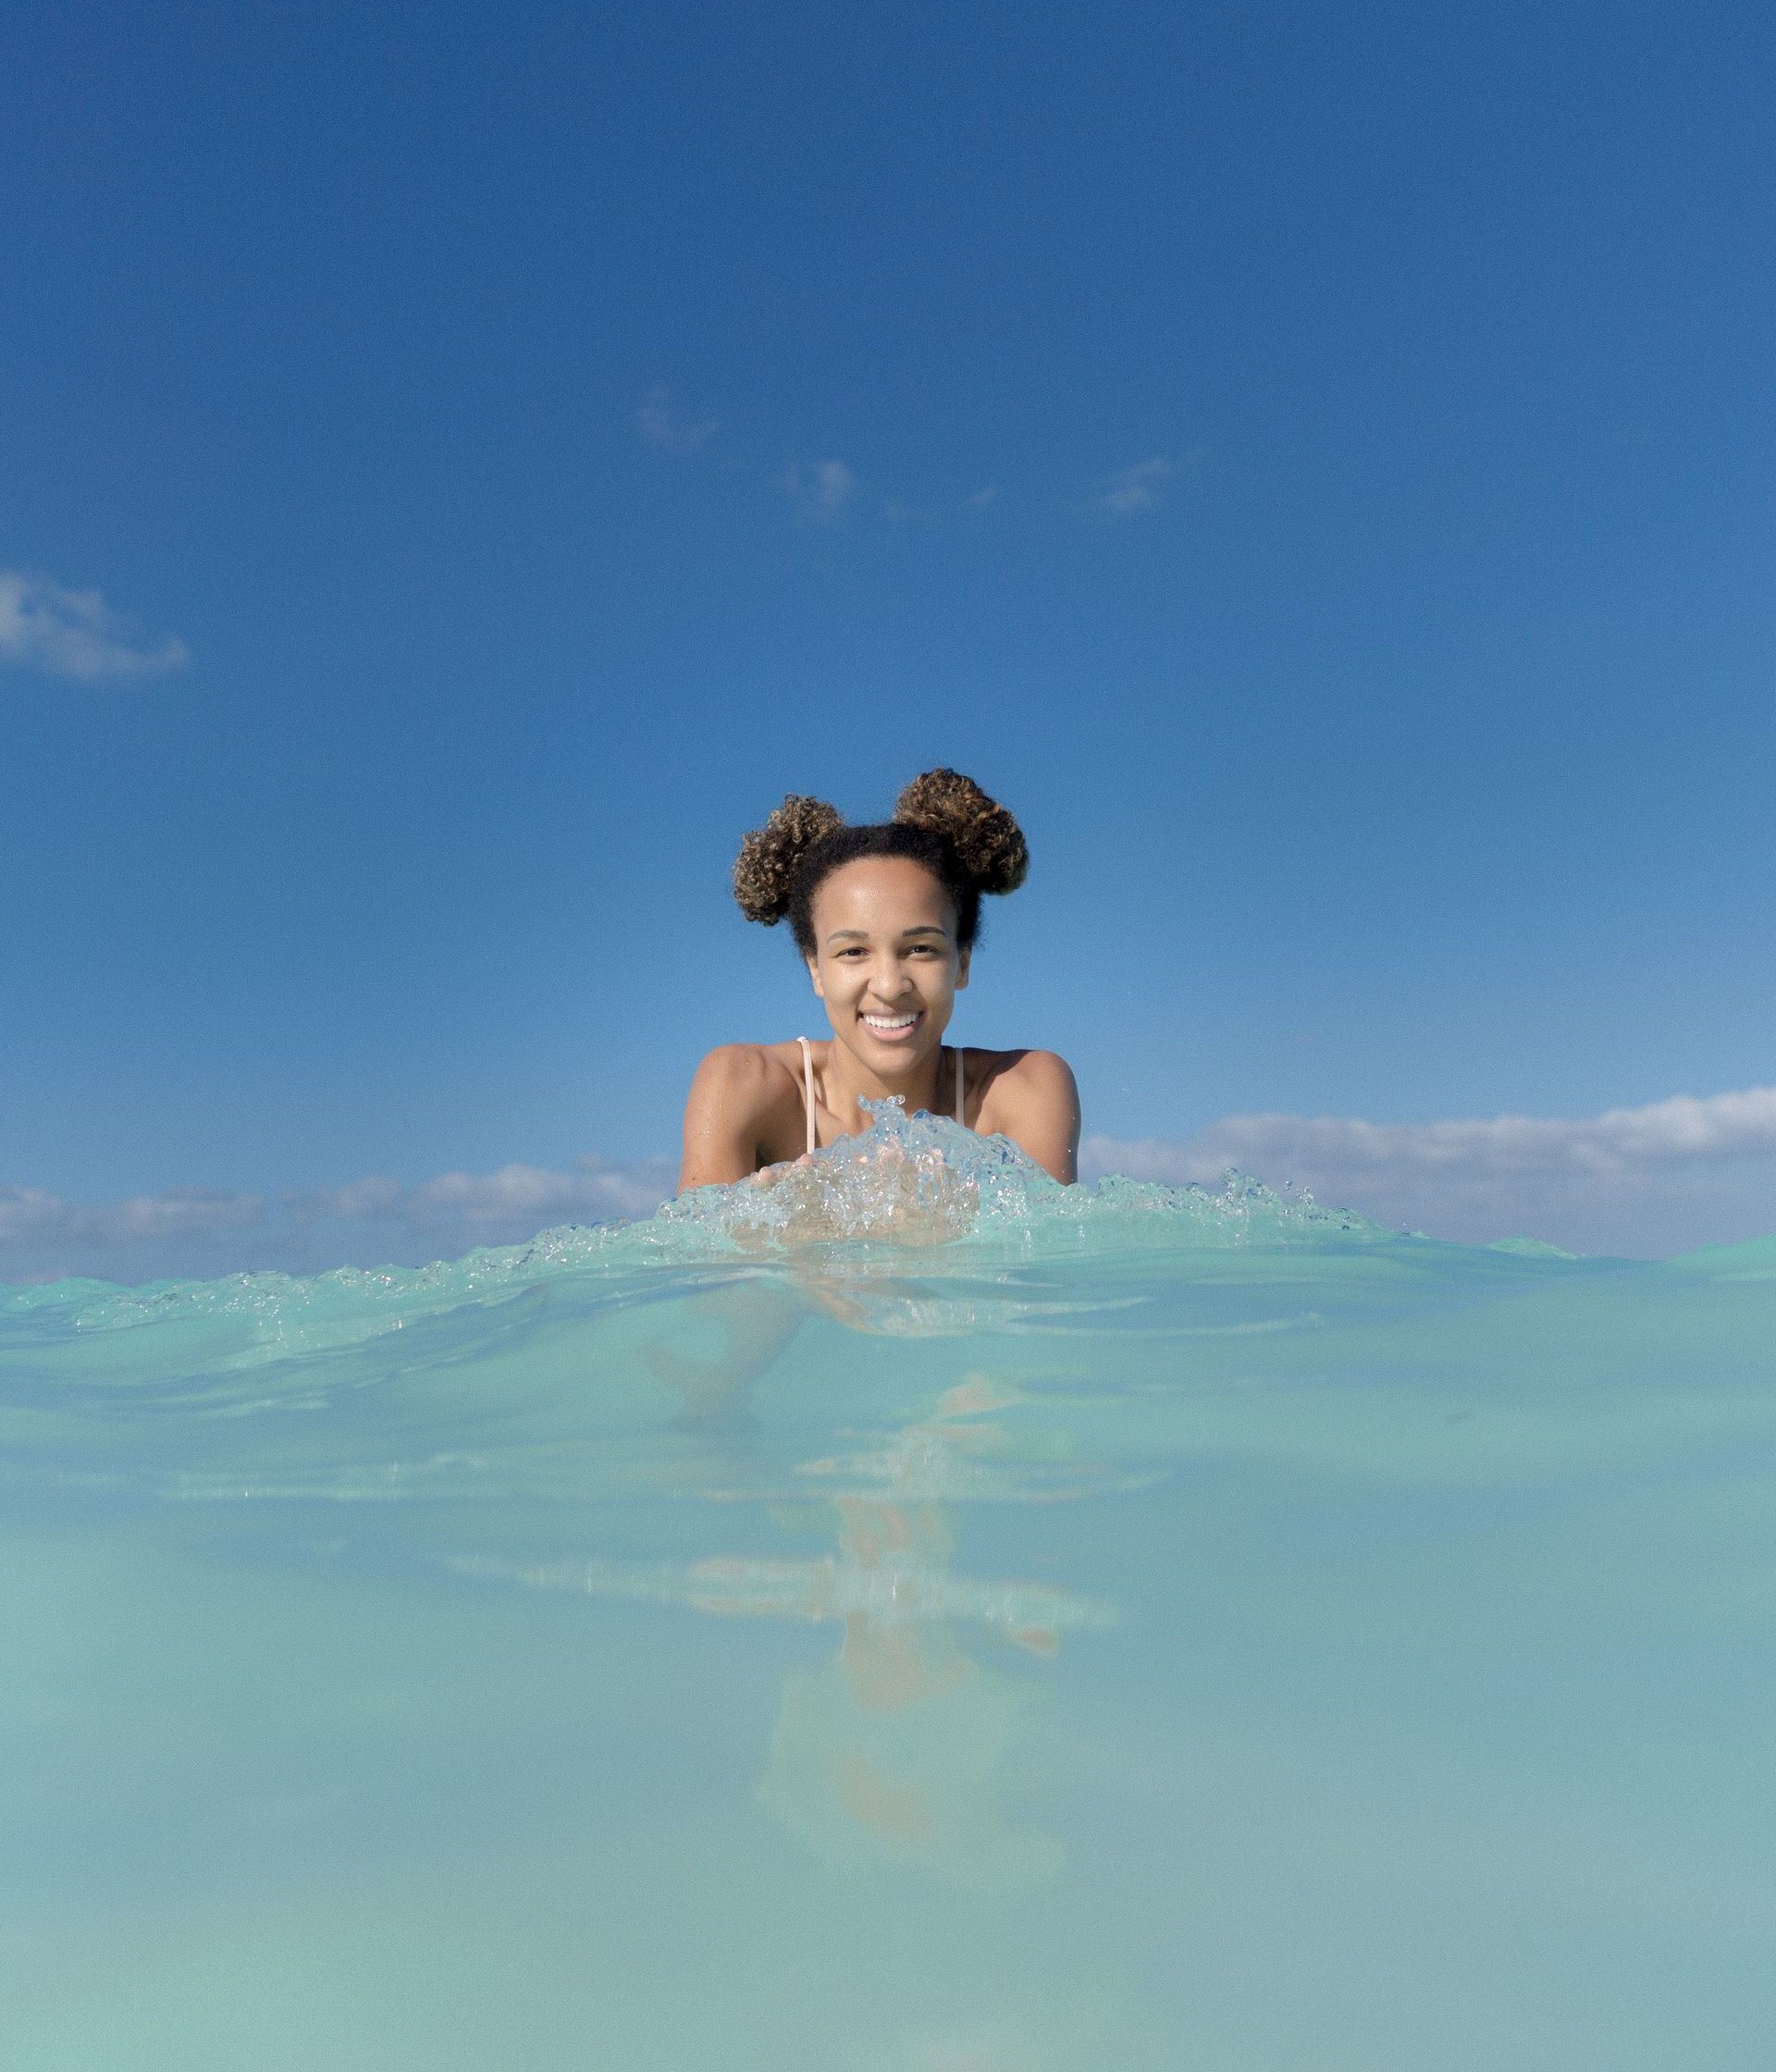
[{"left": 806, "top": 856, "right": 969, "bottom": 1069}]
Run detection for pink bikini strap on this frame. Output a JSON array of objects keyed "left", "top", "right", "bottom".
[{"left": 796, "top": 1036, "right": 817, "bottom": 1156}]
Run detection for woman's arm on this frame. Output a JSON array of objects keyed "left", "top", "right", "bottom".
[
  {"left": 678, "top": 1045, "right": 788, "bottom": 1191},
  {"left": 987, "top": 1050, "right": 1080, "bottom": 1184}
]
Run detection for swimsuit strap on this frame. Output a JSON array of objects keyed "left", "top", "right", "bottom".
[
  {"left": 796, "top": 1036, "right": 817, "bottom": 1156},
  {"left": 797, "top": 1038, "right": 961, "bottom": 1153}
]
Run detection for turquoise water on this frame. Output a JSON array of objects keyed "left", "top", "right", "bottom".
[{"left": 4, "top": 1104, "right": 1773, "bottom": 2068}]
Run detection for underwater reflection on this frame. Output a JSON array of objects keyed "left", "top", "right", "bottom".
[
  {"left": 443, "top": 1247, "right": 1131, "bottom": 1884},
  {"left": 753, "top": 1378, "right": 1086, "bottom": 1888},
  {"left": 689, "top": 1260, "right": 1118, "bottom": 1884},
  {"left": 635, "top": 1253, "right": 987, "bottom": 1425},
  {"left": 458, "top": 1361, "right": 1112, "bottom": 1888},
  {"left": 639, "top": 1272, "right": 808, "bottom": 1424}
]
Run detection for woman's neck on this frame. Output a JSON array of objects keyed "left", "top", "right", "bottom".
[{"left": 822, "top": 1039, "right": 945, "bottom": 1128}]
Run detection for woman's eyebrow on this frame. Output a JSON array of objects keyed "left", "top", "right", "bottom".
[{"left": 822, "top": 923, "right": 950, "bottom": 944}]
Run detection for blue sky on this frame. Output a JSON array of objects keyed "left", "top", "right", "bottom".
[{"left": 5, "top": 0, "right": 1774, "bottom": 1276}]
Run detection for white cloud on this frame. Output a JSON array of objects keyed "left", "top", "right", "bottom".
[
  {"left": 1084, "top": 1086, "right": 1776, "bottom": 1254},
  {"left": 636, "top": 384, "right": 721, "bottom": 451},
  {"left": 3, "top": 1154, "right": 673, "bottom": 1280},
  {"left": 783, "top": 459, "right": 855, "bottom": 524},
  {"left": 289, "top": 1153, "right": 674, "bottom": 1231},
  {"left": 0, "top": 569, "right": 190, "bottom": 682},
  {"left": 0, "top": 1152, "right": 672, "bottom": 1283},
  {"left": 963, "top": 484, "right": 1000, "bottom": 509},
  {"left": 0, "top": 1183, "right": 261, "bottom": 1247},
  {"left": 1088, "top": 457, "right": 1175, "bottom": 517},
  {"left": 1092, "top": 1086, "right": 1776, "bottom": 1184},
  {"left": 574, "top": 1151, "right": 678, "bottom": 1210},
  {"left": 107, "top": 1190, "right": 263, "bottom": 1239},
  {"left": 0, "top": 1186, "right": 68, "bottom": 1243},
  {"left": 409, "top": 1157, "right": 669, "bottom": 1226}
]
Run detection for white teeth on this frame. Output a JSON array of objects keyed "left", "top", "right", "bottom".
[{"left": 862, "top": 1013, "right": 916, "bottom": 1029}]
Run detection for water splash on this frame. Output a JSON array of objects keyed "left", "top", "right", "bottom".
[
  {"left": 668, "top": 1093, "right": 1377, "bottom": 1248},
  {"left": 2, "top": 1099, "right": 1380, "bottom": 1341}
]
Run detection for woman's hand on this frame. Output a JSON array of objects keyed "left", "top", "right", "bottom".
[{"left": 749, "top": 1153, "right": 814, "bottom": 1190}]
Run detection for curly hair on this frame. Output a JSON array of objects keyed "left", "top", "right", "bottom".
[{"left": 732, "top": 768, "right": 1029, "bottom": 956}]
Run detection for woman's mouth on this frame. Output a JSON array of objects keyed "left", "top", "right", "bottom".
[{"left": 859, "top": 1010, "right": 920, "bottom": 1042}]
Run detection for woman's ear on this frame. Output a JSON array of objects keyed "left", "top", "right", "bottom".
[
  {"left": 807, "top": 955, "right": 825, "bottom": 999},
  {"left": 956, "top": 946, "right": 971, "bottom": 991}
]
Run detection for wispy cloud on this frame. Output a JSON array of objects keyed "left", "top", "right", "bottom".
[
  {"left": 885, "top": 485, "right": 1002, "bottom": 524},
  {"left": 0, "top": 569, "right": 190, "bottom": 682},
  {"left": 2, "top": 1155, "right": 675, "bottom": 1284},
  {"left": 0, "top": 1187, "right": 74, "bottom": 1244},
  {"left": 783, "top": 460, "right": 856, "bottom": 525},
  {"left": 105, "top": 1190, "right": 264, "bottom": 1239},
  {"left": 635, "top": 384, "right": 721, "bottom": 451},
  {"left": 2, "top": 1155, "right": 673, "bottom": 1260},
  {"left": 0, "top": 1184, "right": 261, "bottom": 1246},
  {"left": 1085, "top": 1086, "right": 1776, "bottom": 1254},
  {"left": 1093, "top": 1086, "right": 1776, "bottom": 1183},
  {"left": 1088, "top": 457, "right": 1176, "bottom": 517},
  {"left": 301, "top": 1153, "right": 673, "bottom": 1228}
]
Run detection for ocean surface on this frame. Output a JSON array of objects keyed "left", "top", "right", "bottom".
[{"left": 4, "top": 1103, "right": 1773, "bottom": 2069}]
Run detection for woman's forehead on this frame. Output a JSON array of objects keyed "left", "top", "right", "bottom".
[{"left": 812, "top": 856, "right": 955, "bottom": 931}]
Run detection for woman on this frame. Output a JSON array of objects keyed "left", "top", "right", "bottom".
[{"left": 678, "top": 769, "right": 1079, "bottom": 1191}]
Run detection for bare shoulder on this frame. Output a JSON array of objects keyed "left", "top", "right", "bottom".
[
  {"left": 970, "top": 1048, "right": 1080, "bottom": 1184},
  {"left": 985, "top": 1047, "right": 1077, "bottom": 1095},
  {"left": 971, "top": 1046, "right": 1078, "bottom": 1104},
  {"left": 685, "top": 1042, "right": 803, "bottom": 1121},
  {"left": 680, "top": 1042, "right": 806, "bottom": 1190},
  {"left": 689, "top": 1042, "right": 786, "bottom": 1091}
]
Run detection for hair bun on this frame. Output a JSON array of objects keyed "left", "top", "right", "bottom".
[
  {"left": 733, "top": 793, "right": 845, "bottom": 924},
  {"left": 894, "top": 768, "right": 1029, "bottom": 896}
]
